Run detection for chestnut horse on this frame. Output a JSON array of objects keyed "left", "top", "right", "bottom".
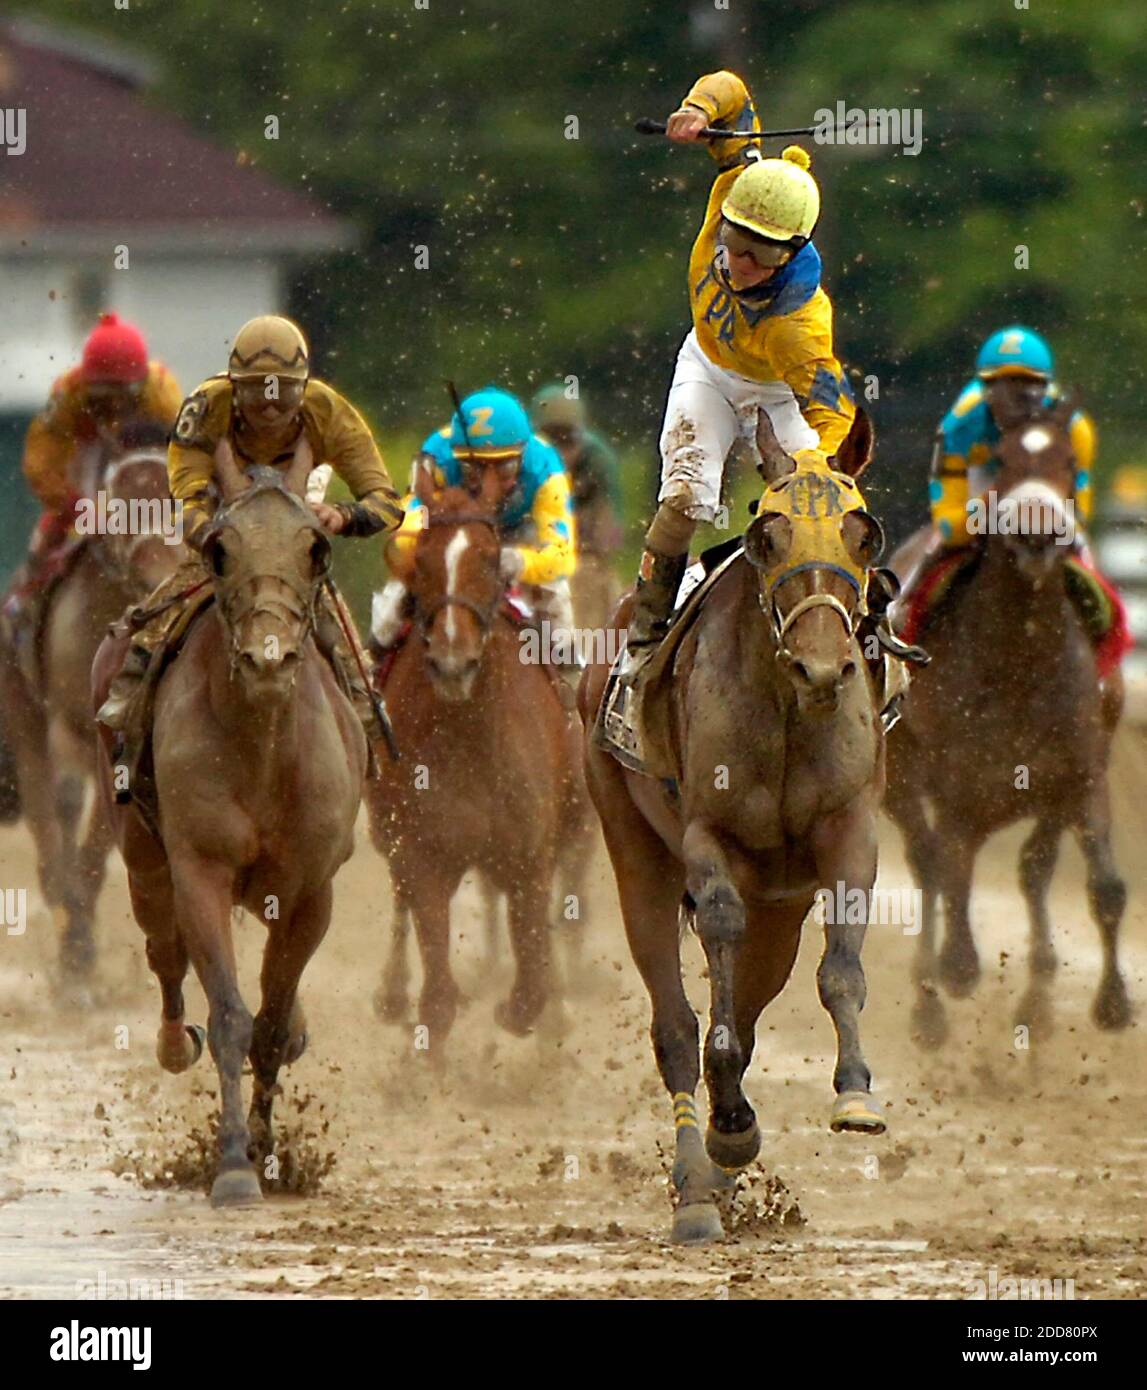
[
  {"left": 885, "top": 405, "right": 1130, "bottom": 1045},
  {"left": 581, "top": 412, "right": 890, "bottom": 1245},
  {"left": 366, "top": 485, "right": 583, "bottom": 1054},
  {"left": 92, "top": 444, "right": 366, "bottom": 1206},
  {"left": 0, "top": 427, "right": 182, "bottom": 992}
]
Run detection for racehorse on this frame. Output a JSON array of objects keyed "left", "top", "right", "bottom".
[
  {"left": 0, "top": 425, "right": 181, "bottom": 992},
  {"left": 92, "top": 440, "right": 366, "bottom": 1206},
  {"left": 581, "top": 410, "right": 890, "bottom": 1244},
  {"left": 366, "top": 482, "right": 586, "bottom": 1054},
  {"left": 885, "top": 404, "right": 1130, "bottom": 1045}
]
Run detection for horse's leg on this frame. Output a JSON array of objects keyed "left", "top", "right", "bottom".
[
  {"left": 373, "top": 882, "right": 412, "bottom": 1023},
  {"left": 249, "top": 881, "right": 333, "bottom": 1165},
  {"left": 1, "top": 674, "right": 70, "bottom": 962},
  {"left": 495, "top": 871, "right": 552, "bottom": 1037},
  {"left": 682, "top": 820, "right": 759, "bottom": 1174},
  {"left": 884, "top": 771, "right": 946, "bottom": 1045},
  {"left": 1075, "top": 781, "right": 1131, "bottom": 1030},
  {"left": 408, "top": 866, "right": 463, "bottom": 1062},
  {"left": 936, "top": 820, "right": 983, "bottom": 997},
  {"left": 813, "top": 804, "right": 887, "bottom": 1134},
  {"left": 127, "top": 867, "right": 203, "bottom": 1073},
  {"left": 170, "top": 853, "right": 258, "bottom": 1206},
  {"left": 1015, "top": 819, "right": 1061, "bottom": 1037},
  {"left": 605, "top": 810, "right": 716, "bottom": 1244},
  {"left": 61, "top": 784, "right": 117, "bottom": 986}
]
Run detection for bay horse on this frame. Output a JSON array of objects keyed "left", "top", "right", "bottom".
[
  {"left": 366, "top": 483, "right": 583, "bottom": 1053},
  {"left": 581, "top": 411, "right": 890, "bottom": 1245},
  {"left": 885, "top": 404, "right": 1130, "bottom": 1045},
  {"left": 0, "top": 425, "right": 182, "bottom": 992},
  {"left": 92, "top": 441, "right": 366, "bottom": 1206}
]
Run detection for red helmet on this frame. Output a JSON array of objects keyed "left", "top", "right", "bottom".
[{"left": 81, "top": 312, "right": 148, "bottom": 385}]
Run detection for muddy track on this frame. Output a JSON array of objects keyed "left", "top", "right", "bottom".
[{"left": 2, "top": 729, "right": 1146, "bottom": 1300}]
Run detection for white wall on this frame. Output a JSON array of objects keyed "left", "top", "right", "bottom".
[{"left": 0, "top": 254, "right": 283, "bottom": 412}]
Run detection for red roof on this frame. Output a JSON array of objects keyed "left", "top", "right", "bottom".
[{"left": 0, "top": 19, "right": 350, "bottom": 252}]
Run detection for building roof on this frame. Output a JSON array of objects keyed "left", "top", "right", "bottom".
[{"left": 0, "top": 17, "right": 352, "bottom": 254}]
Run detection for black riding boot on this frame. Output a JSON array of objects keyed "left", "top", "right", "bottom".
[{"left": 621, "top": 549, "right": 689, "bottom": 675}]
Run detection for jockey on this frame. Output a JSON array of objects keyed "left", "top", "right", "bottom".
[
  {"left": 530, "top": 384, "right": 623, "bottom": 559},
  {"left": 371, "top": 386, "right": 579, "bottom": 682},
  {"left": 14, "top": 312, "right": 182, "bottom": 609},
  {"left": 928, "top": 326, "right": 1095, "bottom": 554},
  {"left": 620, "top": 69, "right": 855, "bottom": 674},
  {"left": 96, "top": 314, "right": 404, "bottom": 743}
]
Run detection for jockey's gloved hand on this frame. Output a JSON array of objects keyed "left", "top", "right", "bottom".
[{"left": 498, "top": 547, "right": 525, "bottom": 583}]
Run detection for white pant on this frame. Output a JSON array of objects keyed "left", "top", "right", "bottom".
[{"left": 658, "top": 329, "right": 819, "bottom": 523}]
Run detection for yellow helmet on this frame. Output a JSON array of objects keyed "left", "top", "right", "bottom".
[
  {"left": 228, "top": 315, "right": 309, "bottom": 381},
  {"left": 721, "top": 145, "right": 820, "bottom": 244}
]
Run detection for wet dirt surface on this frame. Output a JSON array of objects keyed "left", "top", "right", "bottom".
[{"left": 2, "top": 729, "right": 1146, "bottom": 1300}]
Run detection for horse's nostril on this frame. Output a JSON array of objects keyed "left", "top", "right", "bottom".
[
  {"left": 791, "top": 660, "right": 810, "bottom": 684},
  {"left": 841, "top": 660, "right": 857, "bottom": 681}
]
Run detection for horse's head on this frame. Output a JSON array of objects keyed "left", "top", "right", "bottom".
[
  {"left": 986, "top": 403, "right": 1078, "bottom": 579},
  {"left": 410, "top": 485, "right": 502, "bottom": 703},
  {"left": 199, "top": 438, "right": 331, "bottom": 704},
  {"left": 99, "top": 425, "right": 185, "bottom": 592},
  {"left": 745, "top": 410, "right": 883, "bottom": 715}
]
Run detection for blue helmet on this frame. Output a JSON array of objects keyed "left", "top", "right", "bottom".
[
  {"left": 976, "top": 326, "right": 1054, "bottom": 381},
  {"left": 449, "top": 387, "right": 531, "bottom": 461}
]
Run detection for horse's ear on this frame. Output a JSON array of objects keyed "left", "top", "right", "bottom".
[
  {"left": 412, "top": 452, "right": 438, "bottom": 504},
  {"left": 213, "top": 440, "right": 250, "bottom": 500},
  {"left": 283, "top": 433, "right": 315, "bottom": 497},
  {"left": 831, "top": 408, "right": 874, "bottom": 479},
  {"left": 755, "top": 409, "right": 797, "bottom": 483},
  {"left": 744, "top": 510, "right": 791, "bottom": 570}
]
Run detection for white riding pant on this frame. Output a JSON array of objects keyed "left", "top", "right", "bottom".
[{"left": 658, "top": 329, "right": 819, "bottom": 523}]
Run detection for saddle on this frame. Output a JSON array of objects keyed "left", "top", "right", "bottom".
[{"left": 595, "top": 544, "right": 746, "bottom": 780}]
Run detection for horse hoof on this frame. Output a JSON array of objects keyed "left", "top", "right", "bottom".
[
  {"left": 372, "top": 986, "right": 407, "bottom": 1024},
  {"left": 938, "top": 952, "right": 980, "bottom": 998},
  {"left": 210, "top": 1166, "right": 262, "bottom": 1208},
  {"left": 156, "top": 1022, "right": 205, "bottom": 1074},
  {"left": 705, "top": 1121, "right": 760, "bottom": 1171},
  {"left": 911, "top": 993, "right": 948, "bottom": 1049},
  {"left": 1092, "top": 983, "right": 1132, "bottom": 1032},
  {"left": 284, "top": 1030, "right": 308, "bottom": 1065},
  {"left": 671, "top": 1202, "right": 724, "bottom": 1246},
  {"left": 1014, "top": 990, "right": 1054, "bottom": 1041},
  {"left": 830, "top": 1090, "right": 886, "bottom": 1134},
  {"left": 494, "top": 997, "right": 541, "bottom": 1038},
  {"left": 54, "top": 972, "right": 95, "bottom": 1011}
]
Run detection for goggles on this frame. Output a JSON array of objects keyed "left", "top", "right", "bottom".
[{"left": 720, "top": 220, "right": 797, "bottom": 269}]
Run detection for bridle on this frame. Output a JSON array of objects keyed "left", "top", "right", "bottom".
[
  {"left": 758, "top": 560, "right": 867, "bottom": 652},
  {"left": 414, "top": 510, "right": 505, "bottom": 641}
]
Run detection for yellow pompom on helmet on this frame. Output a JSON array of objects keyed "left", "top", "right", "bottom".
[
  {"left": 228, "top": 314, "right": 310, "bottom": 381},
  {"left": 721, "top": 145, "right": 820, "bottom": 245}
]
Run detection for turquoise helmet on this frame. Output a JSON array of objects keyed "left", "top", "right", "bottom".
[
  {"left": 976, "top": 326, "right": 1054, "bottom": 381},
  {"left": 450, "top": 387, "right": 530, "bottom": 461}
]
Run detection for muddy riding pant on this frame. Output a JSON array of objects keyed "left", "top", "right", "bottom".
[{"left": 649, "top": 328, "right": 820, "bottom": 556}]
